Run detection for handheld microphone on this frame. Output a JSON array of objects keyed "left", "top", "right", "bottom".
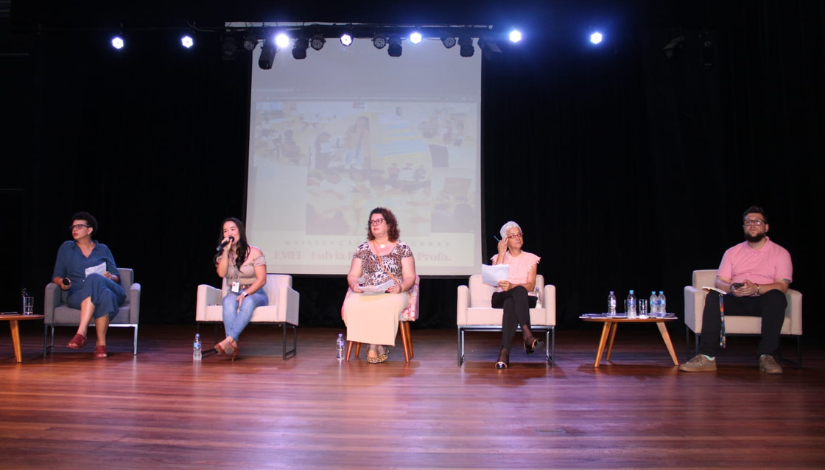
[
  {"left": 216, "top": 237, "right": 234, "bottom": 252},
  {"left": 62, "top": 278, "right": 70, "bottom": 286}
]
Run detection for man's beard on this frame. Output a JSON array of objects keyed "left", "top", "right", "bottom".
[{"left": 745, "top": 232, "right": 766, "bottom": 243}]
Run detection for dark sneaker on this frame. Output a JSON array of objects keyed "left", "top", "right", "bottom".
[
  {"left": 759, "top": 355, "right": 783, "bottom": 374},
  {"left": 679, "top": 354, "right": 717, "bottom": 372}
]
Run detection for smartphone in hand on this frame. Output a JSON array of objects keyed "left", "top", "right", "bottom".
[{"left": 732, "top": 283, "right": 744, "bottom": 289}]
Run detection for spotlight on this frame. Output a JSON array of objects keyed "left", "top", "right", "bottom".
[
  {"left": 310, "top": 34, "right": 325, "bottom": 51},
  {"left": 388, "top": 35, "right": 402, "bottom": 57},
  {"left": 590, "top": 32, "right": 603, "bottom": 45},
  {"left": 181, "top": 35, "right": 194, "bottom": 49},
  {"left": 441, "top": 35, "right": 456, "bottom": 49},
  {"left": 662, "top": 35, "right": 684, "bottom": 59},
  {"left": 373, "top": 35, "right": 387, "bottom": 49},
  {"left": 509, "top": 30, "right": 522, "bottom": 43},
  {"left": 478, "top": 36, "right": 501, "bottom": 59},
  {"left": 275, "top": 33, "right": 291, "bottom": 49},
  {"left": 458, "top": 36, "right": 473, "bottom": 57},
  {"left": 243, "top": 35, "right": 259, "bottom": 51},
  {"left": 221, "top": 35, "right": 237, "bottom": 60},
  {"left": 258, "top": 40, "right": 277, "bottom": 69},
  {"left": 340, "top": 32, "right": 353, "bottom": 46},
  {"left": 111, "top": 36, "right": 125, "bottom": 50},
  {"left": 410, "top": 31, "right": 422, "bottom": 44},
  {"left": 292, "top": 37, "right": 309, "bottom": 59}
]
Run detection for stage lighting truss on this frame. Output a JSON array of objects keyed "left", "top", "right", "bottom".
[{"left": 215, "top": 23, "right": 514, "bottom": 61}]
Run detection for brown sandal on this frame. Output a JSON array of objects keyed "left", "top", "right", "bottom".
[{"left": 67, "top": 334, "right": 88, "bottom": 349}]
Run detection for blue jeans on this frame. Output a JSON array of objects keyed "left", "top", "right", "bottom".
[{"left": 222, "top": 290, "right": 268, "bottom": 341}]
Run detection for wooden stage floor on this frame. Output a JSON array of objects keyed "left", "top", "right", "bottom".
[{"left": 1, "top": 324, "right": 824, "bottom": 469}]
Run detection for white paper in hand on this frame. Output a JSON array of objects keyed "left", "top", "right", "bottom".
[
  {"left": 85, "top": 262, "right": 106, "bottom": 279},
  {"left": 359, "top": 279, "right": 396, "bottom": 295},
  {"left": 482, "top": 264, "right": 509, "bottom": 286}
]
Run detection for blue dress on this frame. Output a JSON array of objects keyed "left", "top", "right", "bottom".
[{"left": 52, "top": 240, "right": 126, "bottom": 319}]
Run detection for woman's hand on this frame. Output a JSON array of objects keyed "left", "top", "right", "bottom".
[
  {"left": 236, "top": 292, "right": 247, "bottom": 310},
  {"left": 386, "top": 283, "right": 403, "bottom": 294},
  {"left": 497, "top": 280, "right": 511, "bottom": 291},
  {"left": 497, "top": 238, "right": 509, "bottom": 257},
  {"left": 351, "top": 284, "right": 364, "bottom": 293}
]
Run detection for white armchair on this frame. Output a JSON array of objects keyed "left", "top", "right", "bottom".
[
  {"left": 456, "top": 274, "right": 556, "bottom": 366},
  {"left": 684, "top": 269, "right": 803, "bottom": 366},
  {"left": 196, "top": 274, "right": 299, "bottom": 359}
]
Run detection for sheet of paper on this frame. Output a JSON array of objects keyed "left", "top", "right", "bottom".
[
  {"left": 359, "top": 279, "right": 396, "bottom": 295},
  {"left": 85, "top": 262, "right": 106, "bottom": 279},
  {"left": 482, "top": 264, "right": 509, "bottom": 286}
]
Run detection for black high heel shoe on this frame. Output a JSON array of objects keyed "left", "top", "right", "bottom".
[
  {"left": 523, "top": 336, "right": 544, "bottom": 355},
  {"left": 495, "top": 348, "right": 510, "bottom": 369}
]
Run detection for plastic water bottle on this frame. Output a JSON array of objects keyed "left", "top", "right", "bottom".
[
  {"left": 627, "top": 290, "right": 637, "bottom": 319},
  {"left": 336, "top": 333, "right": 345, "bottom": 360},
  {"left": 659, "top": 291, "right": 667, "bottom": 316},
  {"left": 607, "top": 291, "right": 617, "bottom": 316},
  {"left": 534, "top": 286, "right": 542, "bottom": 309},
  {"left": 650, "top": 291, "right": 660, "bottom": 316},
  {"left": 193, "top": 334, "right": 202, "bottom": 361}
]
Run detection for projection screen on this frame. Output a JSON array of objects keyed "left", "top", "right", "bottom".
[{"left": 246, "top": 35, "right": 482, "bottom": 275}]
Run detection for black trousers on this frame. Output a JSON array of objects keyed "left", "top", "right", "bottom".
[
  {"left": 491, "top": 286, "right": 538, "bottom": 349},
  {"left": 697, "top": 290, "right": 787, "bottom": 357}
]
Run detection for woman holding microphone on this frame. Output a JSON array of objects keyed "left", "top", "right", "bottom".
[{"left": 213, "top": 217, "right": 268, "bottom": 360}]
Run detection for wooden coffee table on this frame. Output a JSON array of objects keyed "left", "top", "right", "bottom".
[
  {"left": 1, "top": 314, "right": 45, "bottom": 362},
  {"left": 581, "top": 314, "right": 679, "bottom": 367}
]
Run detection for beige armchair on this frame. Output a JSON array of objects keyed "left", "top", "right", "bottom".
[
  {"left": 684, "top": 269, "right": 803, "bottom": 366},
  {"left": 456, "top": 274, "right": 556, "bottom": 366},
  {"left": 44, "top": 267, "right": 141, "bottom": 355},
  {"left": 196, "top": 274, "right": 299, "bottom": 359}
]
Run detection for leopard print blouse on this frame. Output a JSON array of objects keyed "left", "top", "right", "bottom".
[{"left": 353, "top": 241, "right": 413, "bottom": 286}]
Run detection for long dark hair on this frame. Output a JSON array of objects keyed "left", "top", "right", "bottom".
[
  {"left": 366, "top": 207, "right": 400, "bottom": 242},
  {"left": 213, "top": 217, "right": 250, "bottom": 271}
]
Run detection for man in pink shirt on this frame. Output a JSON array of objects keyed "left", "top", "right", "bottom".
[{"left": 681, "top": 206, "right": 793, "bottom": 374}]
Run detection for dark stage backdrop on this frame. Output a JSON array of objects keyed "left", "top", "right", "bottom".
[{"left": 2, "top": 1, "right": 823, "bottom": 340}]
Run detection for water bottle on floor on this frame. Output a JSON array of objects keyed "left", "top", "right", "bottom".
[
  {"left": 193, "top": 334, "right": 202, "bottom": 361},
  {"left": 336, "top": 333, "right": 345, "bottom": 360},
  {"left": 627, "top": 290, "right": 637, "bottom": 319},
  {"left": 607, "top": 291, "right": 617, "bottom": 316}
]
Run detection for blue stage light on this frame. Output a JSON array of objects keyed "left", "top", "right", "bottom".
[
  {"left": 509, "top": 30, "right": 522, "bottom": 43},
  {"left": 181, "top": 35, "right": 194, "bottom": 49},
  {"left": 111, "top": 36, "right": 124, "bottom": 49},
  {"left": 590, "top": 32, "right": 603, "bottom": 45}
]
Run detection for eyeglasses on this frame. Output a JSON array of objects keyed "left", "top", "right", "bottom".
[
  {"left": 506, "top": 232, "right": 523, "bottom": 240},
  {"left": 369, "top": 218, "right": 385, "bottom": 226},
  {"left": 70, "top": 224, "right": 90, "bottom": 231},
  {"left": 743, "top": 219, "right": 765, "bottom": 226}
]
